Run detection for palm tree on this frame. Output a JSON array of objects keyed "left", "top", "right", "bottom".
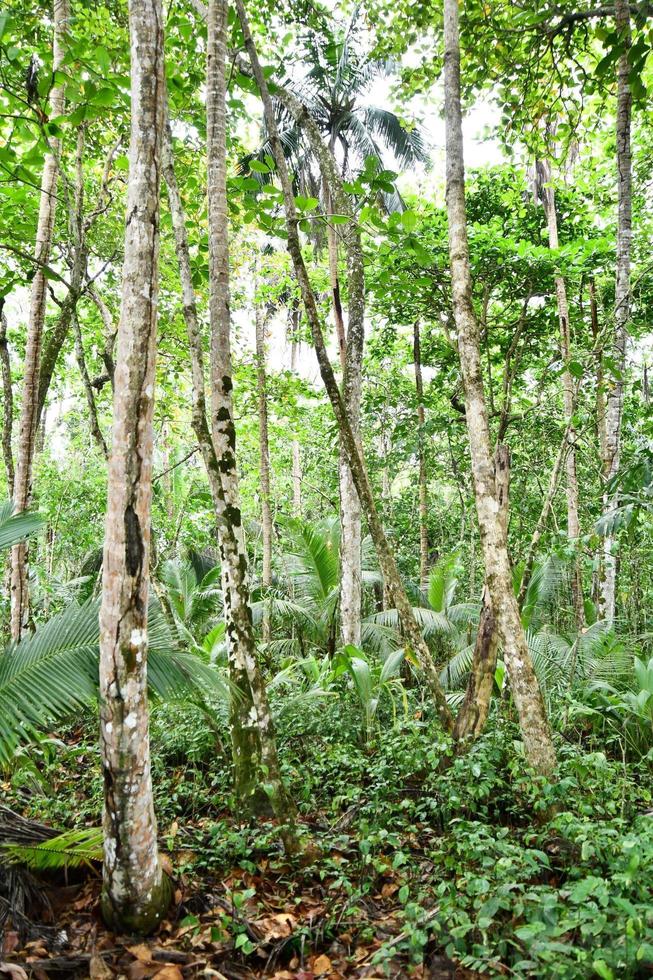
[
  {"left": 367, "top": 552, "right": 480, "bottom": 662},
  {"left": 246, "top": 10, "right": 428, "bottom": 207},
  {"left": 252, "top": 516, "right": 390, "bottom": 659}
]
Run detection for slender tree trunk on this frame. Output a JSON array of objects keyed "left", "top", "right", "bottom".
[
  {"left": 89, "top": 286, "right": 117, "bottom": 387},
  {"left": 237, "top": 0, "right": 454, "bottom": 731},
  {"left": 255, "top": 303, "right": 273, "bottom": 644},
  {"left": 73, "top": 312, "right": 108, "bottom": 457},
  {"left": 538, "top": 159, "right": 584, "bottom": 628},
  {"left": 339, "top": 437, "right": 362, "bottom": 645},
  {"left": 10, "top": 0, "right": 68, "bottom": 640},
  {"left": 324, "top": 176, "right": 363, "bottom": 648},
  {"left": 98, "top": 0, "right": 170, "bottom": 934},
  {"left": 589, "top": 280, "right": 606, "bottom": 605},
  {"left": 517, "top": 424, "right": 570, "bottom": 607},
  {"left": 443, "top": 0, "right": 555, "bottom": 773},
  {"left": 0, "top": 301, "right": 14, "bottom": 496},
  {"left": 413, "top": 320, "right": 429, "bottom": 590},
  {"left": 600, "top": 0, "right": 632, "bottom": 624},
  {"left": 324, "top": 176, "right": 347, "bottom": 373},
  {"left": 162, "top": 35, "right": 295, "bottom": 835},
  {"left": 290, "top": 323, "right": 302, "bottom": 516}
]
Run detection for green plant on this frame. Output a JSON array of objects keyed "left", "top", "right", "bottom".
[
  {"left": 333, "top": 644, "right": 407, "bottom": 744},
  {"left": 0, "top": 598, "right": 229, "bottom": 767}
]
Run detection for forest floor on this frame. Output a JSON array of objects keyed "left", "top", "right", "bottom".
[{"left": 2, "top": 700, "right": 653, "bottom": 979}]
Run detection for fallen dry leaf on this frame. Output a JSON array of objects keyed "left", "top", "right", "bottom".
[
  {"left": 255, "top": 911, "right": 297, "bottom": 941},
  {"left": 128, "top": 944, "right": 154, "bottom": 964},
  {"left": 312, "top": 955, "right": 332, "bottom": 975},
  {"left": 153, "top": 967, "right": 183, "bottom": 980},
  {"left": 89, "top": 954, "right": 114, "bottom": 979}
]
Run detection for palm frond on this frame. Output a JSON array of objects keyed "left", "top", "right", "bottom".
[
  {"left": 360, "top": 106, "right": 428, "bottom": 167},
  {"left": 0, "top": 599, "right": 227, "bottom": 768},
  {"left": 0, "top": 502, "right": 44, "bottom": 552},
  {"left": 3, "top": 827, "right": 103, "bottom": 871},
  {"left": 283, "top": 517, "right": 341, "bottom": 604}
]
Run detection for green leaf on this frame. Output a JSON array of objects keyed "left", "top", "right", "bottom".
[{"left": 401, "top": 210, "right": 418, "bottom": 231}]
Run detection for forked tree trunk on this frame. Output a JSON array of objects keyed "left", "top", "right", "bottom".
[
  {"left": 538, "top": 159, "right": 585, "bottom": 629},
  {"left": 255, "top": 303, "right": 273, "bottom": 644},
  {"left": 443, "top": 0, "right": 556, "bottom": 774},
  {"left": 98, "top": 0, "right": 170, "bottom": 934},
  {"left": 162, "top": 21, "right": 294, "bottom": 836},
  {"left": 10, "top": 0, "right": 68, "bottom": 640},
  {"left": 453, "top": 444, "right": 509, "bottom": 745},
  {"left": 600, "top": 0, "right": 632, "bottom": 623},
  {"left": 237, "top": 0, "right": 454, "bottom": 732},
  {"left": 413, "top": 320, "right": 429, "bottom": 590}
]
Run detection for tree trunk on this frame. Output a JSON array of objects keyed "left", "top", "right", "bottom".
[
  {"left": 538, "top": 159, "right": 584, "bottom": 629},
  {"left": 237, "top": 0, "right": 454, "bottom": 732},
  {"left": 453, "top": 444, "right": 509, "bottom": 744},
  {"left": 0, "top": 301, "right": 14, "bottom": 496},
  {"left": 600, "top": 0, "right": 632, "bottom": 624},
  {"left": 517, "top": 423, "right": 570, "bottom": 607},
  {"left": 10, "top": 0, "right": 68, "bottom": 640},
  {"left": 288, "top": 304, "right": 302, "bottom": 516},
  {"left": 162, "top": 19, "right": 295, "bottom": 838},
  {"left": 73, "top": 313, "right": 108, "bottom": 457},
  {"left": 255, "top": 302, "right": 273, "bottom": 644},
  {"left": 324, "top": 177, "right": 347, "bottom": 373},
  {"left": 98, "top": 0, "right": 170, "bottom": 935},
  {"left": 443, "top": 0, "right": 556, "bottom": 774},
  {"left": 413, "top": 320, "right": 429, "bottom": 590},
  {"left": 324, "top": 170, "right": 363, "bottom": 648}
]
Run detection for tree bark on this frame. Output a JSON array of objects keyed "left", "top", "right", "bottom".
[
  {"left": 0, "top": 301, "right": 14, "bottom": 496},
  {"left": 98, "top": 0, "right": 170, "bottom": 934},
  {"left": 443, "top": 0, "right": 556, "bottom": 774},
  {"left": 10, "top": 0, "right": 68, "bottom": 640},
  {"left": 413, "top": 320, "right": 429, "bottom": 590},
  {"left": 538, "top": 158, "right": 585, "bottom": 629},
  {"left": 255, "top": 302, "right": 273, "bottom": 644},
  {"left": 162, "top": 32, "right": 294, "bottom": 835},
  {"left": 237, "top": 0, "right": 454, "bottom": 732},
  {"left": 599, "top": 0, "right": 632, "bottom": 623}
]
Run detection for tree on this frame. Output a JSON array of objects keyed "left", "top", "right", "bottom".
[
  {"left": 600, "top": 0, "right": 633, "bottom": 623},
  {"left": 10, "top": 0, "right": 68, "bottom": 641},
  {"left": 536, "top": 156, "right": 585, "bottom": 630},
  {"left": 255, "top": 291, "right": 273, "bottom": 644},
  {"left": 442, "top": 0, "right": 556, "bottom": 774},
  {"left": 236, "top": 0, "right": 454, "bottom": 732},
  {"left": 98, "top": 0, "right": 171, "bottom": 933},
  {"left": 161, "top": 8, "right": 295, "bottom": 835}
]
